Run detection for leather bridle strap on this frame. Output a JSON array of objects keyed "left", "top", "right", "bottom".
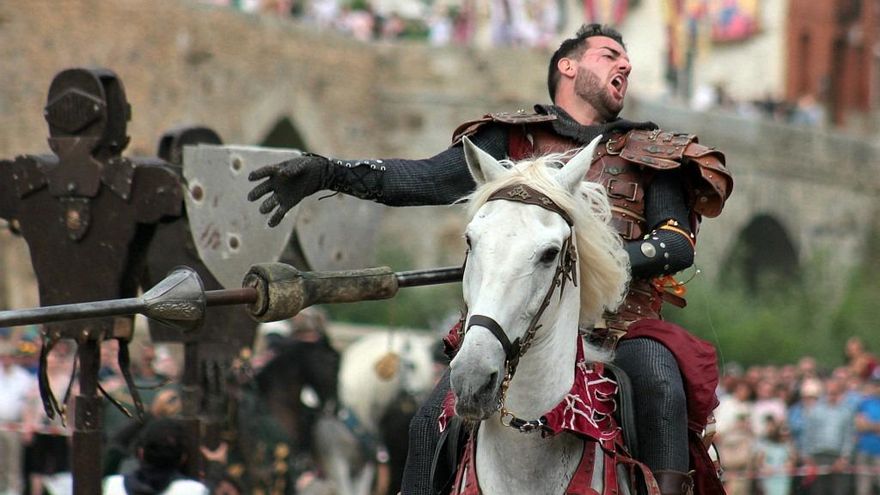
[
  {"left": 466, "top": 314, "right": 520, "bottom": 362},
  {"left": 486, "top": 184, "right": 574, "bottom": 226}
]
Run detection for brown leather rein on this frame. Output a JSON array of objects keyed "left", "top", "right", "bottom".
[{"left": 463, "top": 183, "right": 578, "bottom": 433}]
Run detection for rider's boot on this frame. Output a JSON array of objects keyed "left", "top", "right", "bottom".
[{"left": 654, "top": 470, "right": 694, "bottom": 495}]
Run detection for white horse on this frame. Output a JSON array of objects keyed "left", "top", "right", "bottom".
[
  {"left": 315, "top": 330, "right": 438, "bottom": 495},
  {"left": 448, "top": 136, "right": 654, "bottom": 494}
]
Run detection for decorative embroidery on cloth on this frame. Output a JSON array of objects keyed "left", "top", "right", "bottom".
[
  {"left": 441, "top": 337, "right": 631, "bottom": 495},
  {"left": 439, "top": 337, "right": 621, "bottom": 446}
]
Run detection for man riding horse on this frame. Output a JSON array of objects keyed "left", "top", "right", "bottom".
[{"left": 248, "top": 24, "right": 732, "bottom": 495}]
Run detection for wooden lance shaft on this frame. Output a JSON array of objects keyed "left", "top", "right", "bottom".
[
  {"left": 242, "top": 263, "right": 463, "bottom": 322},
  {"left": 0, "top": 264, "right": 464, "bottom": 328}
]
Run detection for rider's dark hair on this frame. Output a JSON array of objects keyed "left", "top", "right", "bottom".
[{"left": 547, "top": 24, "right": 626, "bottom": 103}]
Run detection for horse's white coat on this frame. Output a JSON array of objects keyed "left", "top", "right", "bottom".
[
  {"left": 450, "top": 136, "right": 629, "bottom": 494},
  {"left": 338, "top": 330, "right": 437, "bottom": 433},
  {"left": 317, "top": 330, "right": 437, "bottom": 495}
]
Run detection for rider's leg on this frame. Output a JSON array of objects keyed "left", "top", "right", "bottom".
[
  {"left": 615, "top": 337, "right": 693, "bottom": 495},
  {"left": 400, "top": 369, "right": 451, "bottom": 495}
]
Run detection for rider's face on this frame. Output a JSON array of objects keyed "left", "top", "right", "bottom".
[{"left": 568, "top": 37, "right": 631, "bottom": 121}]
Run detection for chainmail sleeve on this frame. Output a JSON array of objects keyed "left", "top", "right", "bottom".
[{"left": 325, "top": 124, "right": 509, "bottom": 206}]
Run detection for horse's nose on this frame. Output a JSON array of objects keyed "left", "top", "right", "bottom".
[
  {"left": 450, "top": 360, "right": 500, "bottom": 400},
  {"left": 480, "top": 371, "right": 499, "bottom": 395}
]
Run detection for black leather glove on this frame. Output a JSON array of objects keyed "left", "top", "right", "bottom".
[{"left": 247, "top": 153, "right": 331, "bottom": 227}]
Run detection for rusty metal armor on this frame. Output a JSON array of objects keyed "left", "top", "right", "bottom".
[
  {"left": 0, "top": 68, "right": 184, "bottom": 494},
  {"left": 452, "top": 111, "right": 732, "bottom": 341}
]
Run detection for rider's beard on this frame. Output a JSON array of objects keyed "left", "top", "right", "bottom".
[{"left": 574, "top": 66, "right": 623, "bottom": 123}]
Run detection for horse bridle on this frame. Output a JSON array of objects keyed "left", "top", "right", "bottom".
[{"left": 463, "top": 183, "right": 578, "bottom": 433}]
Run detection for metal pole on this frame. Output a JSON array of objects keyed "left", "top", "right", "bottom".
[
  {"left": 0, "top": 298, "right": 143, "bottom": 327},
  {"left": 395, "top": 266, "right": 463, "bottom": 287},
  {"left": 72, "top": 340, "right": 103, "bottom": 495}
]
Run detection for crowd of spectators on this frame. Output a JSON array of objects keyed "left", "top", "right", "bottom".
[
  {"left": 6, "top": 317, "right": 880, "bottom": 494},
  {"left": 713, "top": 337, "right": 880, "bottom": 495},
  {"left": 203, "top": 0, "right": 567, "bottom": 48},
  {"left": 0, "top": 326, "right": 184, "bottom": 495}
]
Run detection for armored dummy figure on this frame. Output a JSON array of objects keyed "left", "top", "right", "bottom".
[
  {"left": 0, "top": 68, "right": 182, "bottom": 494},
  {"left": 248, "top": 25, "right": 732, "bottom": 495},
  {"left": 147, "top": 126, "right": 260, "bottom": 476}
]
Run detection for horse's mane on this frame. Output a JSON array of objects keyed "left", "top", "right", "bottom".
[{"left": 466, "top": 153, "right": 630, "bottom": 326}]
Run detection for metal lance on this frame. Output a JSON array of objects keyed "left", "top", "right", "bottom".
[{"left": 0, "top": 264, "right": 464, "bottom": 328}]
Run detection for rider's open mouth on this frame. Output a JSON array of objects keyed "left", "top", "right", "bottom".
[{"left": 610, "top": 75, "right": 626, "bottom": 93}]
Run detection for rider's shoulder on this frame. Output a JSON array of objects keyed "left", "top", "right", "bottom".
[
  {"left": 486, "top": 110, "right": 558, "bottom": 125},
  {"left": 618, "top": 128, "right": 732, "bottom": 217},
  {"left": 451, "top": 110, "right": 556, "bottom": 144},
  {"left": 618, "top": 128, "right": 725, "bottom": 167}
]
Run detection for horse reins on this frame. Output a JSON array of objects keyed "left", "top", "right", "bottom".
[{"left": 463, "top": 183, "right": 578, "bottom": 433}]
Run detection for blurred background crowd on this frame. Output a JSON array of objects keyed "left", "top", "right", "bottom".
[
  {"left": 714, "top": 336, "right": 880, "bottom": 495},
  {"left": 0, "top": 326, "right": 187, "bottom": 495},
  {"left": 6, "top": 321, "right": 880, "bottom": 494},
  {"left": 0, "top": 311, "right": 448, "bottom": 495},
  {"left": 203, "top": 0, "right": 568, "bottom": 48}
]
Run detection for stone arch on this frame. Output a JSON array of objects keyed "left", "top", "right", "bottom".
[
  {"left": 259, "top": 116, "right": 308, "bottom": 150},
  {"left": 722, "top": 213, "right": 800, "bottom": 292}
]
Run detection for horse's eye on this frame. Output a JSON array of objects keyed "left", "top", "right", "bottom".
[
  {"left": 539, "top": 247, "right": 560, "bottom": 264},
  {"left": 465, "top": 235, "right": 472, "bottom": 249}
]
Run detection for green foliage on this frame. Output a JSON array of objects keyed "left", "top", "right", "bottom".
[
  {"left": 828, "top": 226, "right": 880, "bottom": 351},
  {"left": 664, "top": 274, "right": 832, "bottom": 368},
  {"left": 667, "top": 247, "right": 880, "bottom": 369}
]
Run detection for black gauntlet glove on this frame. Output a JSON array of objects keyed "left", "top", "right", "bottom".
[
  {"left": 248, "top": 152, "right": 387, "bottom": 227},
  {"left": 248, "top": 152, "right": 332, "bottom": 227}
]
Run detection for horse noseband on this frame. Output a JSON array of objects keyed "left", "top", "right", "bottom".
[{"left": 466, "top": 314, "right": 521, "bottom": 364}]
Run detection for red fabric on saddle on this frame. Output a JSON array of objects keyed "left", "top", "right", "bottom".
[
  {"left": 621, "top": 318, "right": 725, "bottom": 495},
  {"left": 440, "top": 338, "right": 638, "bottom": 495},
  {"left": 439, "top": 338, "right": 621, "bottom": 448}
]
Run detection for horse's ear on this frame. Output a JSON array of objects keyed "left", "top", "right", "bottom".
[
  {"left": 463, "top": 136, "right": 507, "bottom": 185},
  {"left": 557, "top": 135, "right": 602, "bottom": 193}
]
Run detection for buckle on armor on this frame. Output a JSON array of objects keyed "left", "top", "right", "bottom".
[
  {"left": 607, "top": 178, "right": 639, "bottom": 201},
  {"left": 610, "top": 216, "right": 637, "bottom": 239},
  {"left": 605, "top": 138, "right": 622, "bottom": 155}
]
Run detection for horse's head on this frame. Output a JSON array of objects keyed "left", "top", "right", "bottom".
[{"left": 449, "top": 136, "right": 629, "bottom": 421}]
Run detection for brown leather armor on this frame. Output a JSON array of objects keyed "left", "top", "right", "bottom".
[{"left": 452, "top": 112, "right": 733, "bottom": 341}]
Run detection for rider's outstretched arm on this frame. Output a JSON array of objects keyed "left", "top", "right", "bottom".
[{"left": 248, "top": 125, "right": 509, "bottom": 227}]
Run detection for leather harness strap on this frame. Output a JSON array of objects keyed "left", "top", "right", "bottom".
[
  {"left": 466, "top": 315, "right": 518, "bottom": 363},
  {"left": 486, "top": 184, "right": 574, "bottom": 226}
]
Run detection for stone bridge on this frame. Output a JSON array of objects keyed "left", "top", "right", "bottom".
[{"left": 1, "top": 0, "right": 878, "bottom": 307}]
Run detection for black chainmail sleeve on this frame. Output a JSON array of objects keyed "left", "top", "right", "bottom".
[
  {"left": 325, "top": 124, "right": 509, "bottom": 207},
  {"left": 624, "top": 170, "right": 695, "bottom": 279}
]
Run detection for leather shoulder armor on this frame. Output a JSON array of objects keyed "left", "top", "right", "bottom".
[
  {"left": 682, "top": 141, "right": 732, "bottom": 218},
  {"left": 451, "top": 111, "right": 557, "bottom": 145},
  {"left": 618, "top": 129, "right": 732, "bottom": 218}
]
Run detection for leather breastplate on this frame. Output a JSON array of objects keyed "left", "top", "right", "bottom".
[
  {"left": 508, "top": 126, "right": 661, "bottom": 338},
  {"left": 509, "top": 126, "right": 651, "bottom": 242}
]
